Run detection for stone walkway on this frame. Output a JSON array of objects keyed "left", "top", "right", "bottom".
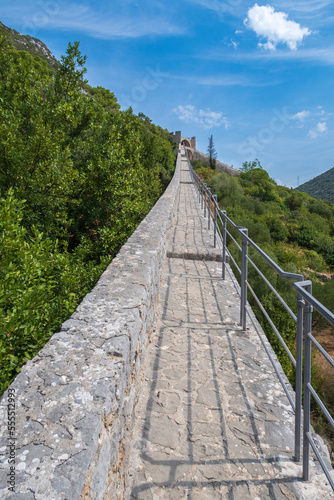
[{"left": 125, "top": 150, "right": 334, "bottom": 499}]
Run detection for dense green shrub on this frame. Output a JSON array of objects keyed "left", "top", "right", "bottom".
[
  {"left": 0, "top": 36, "right": 176, "bottom": 394},
  {"left": 265, "top": 214, "right": 287, "bottom": 242},
  {"left": 193, "top": 158, "right": 334, "bottom": 452},
  {"left": 192, "top": 158, "right": 334, "bottom": 374},
  {"left": 208, "top": 172, "right": 245, "bottom": 208}
]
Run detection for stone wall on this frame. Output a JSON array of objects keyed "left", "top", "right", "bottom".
[
  {"left": 170, "top": 132, "right": 195, "bottom": 150},
  {"left": 190, "top": 149, "right": 240, "bottom": 177},
  {"left": 169, "top": 131, "right": 239, "bottom": 177},
  {"left": 170, "top": 130, "right": 181, "bottom": 145},
  {"left": 0, "top": 154, "right": 181, "bottom": 499}
]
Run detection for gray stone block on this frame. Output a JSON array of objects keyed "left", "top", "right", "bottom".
[
  {"left": 75, "top": 414, "right": 102, "bottom": 452},
  {"left": 53, "top": 449, "right": 91, "bottom": 497},
  {"left": 91, "top": 431, "right": 111, "bottom": 500}
]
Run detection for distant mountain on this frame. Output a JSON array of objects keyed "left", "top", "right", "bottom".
[
  {"left": 0, "top": 20, "right": 59, "bottom": 71},
  {"left": 296, "top": 167, "right": 334, "bottom": 203}
]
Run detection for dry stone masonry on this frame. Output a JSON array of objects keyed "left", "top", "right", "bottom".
[{"left": 0, "top": 147, "right": 333, "bottom": 499}]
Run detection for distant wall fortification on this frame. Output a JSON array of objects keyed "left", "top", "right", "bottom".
[
  {"left": 170, "top": 131, "right": 196, "bottom": 150},
  {"left": 191, "top": 149, "right": 240, "bottom": 177},
  {"left": 170, "top": 131, "right": 240, "bottom": 177}
]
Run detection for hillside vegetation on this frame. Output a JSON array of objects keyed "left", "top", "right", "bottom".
[
  {"left": 0, "top": 21, "right": 59, "bottom": 71},
  {"left": 296, "top": 167, "right": 334, "bottom": 203},
  {"left": 192, "top": 158, "right": 334, "bottom": 452},
  {"left": 0, "top": 35, "right": 176, "bottom": 395}
]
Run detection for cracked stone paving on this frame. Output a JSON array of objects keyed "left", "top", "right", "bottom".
[{"left": 125, "top": 148, "right": 334, "bottom": 499}]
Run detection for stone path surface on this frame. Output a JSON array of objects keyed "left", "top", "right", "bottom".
[{"left": 125, "top": 149, "right": 334, "bottom": 499}]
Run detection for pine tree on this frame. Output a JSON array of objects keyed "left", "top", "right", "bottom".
[{"left": 207, "top": 134, "right": 217, "bottom": 169}]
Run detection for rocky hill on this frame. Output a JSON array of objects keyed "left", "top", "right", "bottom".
[
  {"left": 0, "top": 20, "right": 59, "bottom": 71},
  {"left": 296, "top": 167, "right": 334, "bottom": 203}
]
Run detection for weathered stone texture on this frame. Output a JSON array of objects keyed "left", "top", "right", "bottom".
[
  {"left": 0, "top": 153, "right": 181, "bottom": 499},
  {"left": 2, "top": 147, "right": 334, "bottom": 499},
  {"left": 125, "top": 149, "right": 334, "bottom": 499}
]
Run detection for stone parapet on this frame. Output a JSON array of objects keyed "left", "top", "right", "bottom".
[
  {"left": 0, "top": 154, "right": 181, "bottom": 499},
  {"left": 190, "top": 149, "right": 240, "bottom": 176}
]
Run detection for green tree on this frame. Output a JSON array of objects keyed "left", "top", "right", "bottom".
[
  {"left": 241, "top": 158, "right": 262, "bottom": 172},
  {"left": 86, "top": 85, "right": 120, "bottom": 112},
  {"left": 0, "top": 36, "right": 176, "bottom": 395},
  {"left": 207, "top": 134, "right": 217, "bottom": 170}
]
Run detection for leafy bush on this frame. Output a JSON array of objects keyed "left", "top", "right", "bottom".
[
  {"left": 265, "top": 214, "right": 287, "bottom": 242},
  {"left": 208, "top": 172, "right": 245, "bottom": 208},
  {"left": 0, "top": 37, "right": 176, "bottom": 394}
]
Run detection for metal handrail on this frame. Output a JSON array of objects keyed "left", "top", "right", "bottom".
[
  {"left": 185, "top": 147, "right": 334, "bottom": 487},
  {"left": 292, "top": 281, "right": 334, "bottom": 488},
  {"left": 186, "top": 153, "right": 302, "bottom": 462}
]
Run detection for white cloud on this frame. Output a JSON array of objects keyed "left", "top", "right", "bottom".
[
  {"left": 172, "top": 104, "right": 229, "bottom": 129},
  {"left": 291, "top": 110, "right": 310, "bottom": 122},
  {"left": 278, "top": 0, "right": 333, "bottom": 15},
  {"left": 227, "top": 39, "right": 239, "bottom": 49},
  {"left": 244, "top": 4, "right": 311, "bottom": 51},
  {"left": 164, "top": 72, "right": 254, "bottom": 87},
  {"left": 216, "top": 45, "right": 334, "bottom": 65},
  {"left": 185, "top": 0, "right": 237, "bottom": 16},
  {"left": 3, "top": 2, "right": 183, "bottom": 40},
  {"left": 317, "top": 121, "right": 327, "bottom": 132},
  {"left": 308, "top": 129, "right": 318, "bottom": 139},
  {"left": 308, "top": 121, "right": 327, "bottom": 138}
]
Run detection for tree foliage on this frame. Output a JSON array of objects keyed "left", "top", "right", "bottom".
[
  {"left": 0, "top": 35, "right": 176, "bottom": 394},
  {"left": 241, "top": 158, "right": 262, "bottom": 172},
  {"left": 296, "top": 166, "right": 334, "bottom": 203},
  {"left": 207, "top": 134, "right": 217, "bottom": 170},
  {"left": 192, "top": 160, "right": 334, "bottom": 361}
]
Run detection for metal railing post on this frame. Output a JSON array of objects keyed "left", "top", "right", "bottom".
[
  {"left": 208, "top": 188, "right": 211, "bottom": 230},
  {"left": 295, "top": 293, "right": 304, "bottom": 462},
  {"left": 204, "top": 184, "right": 207, "bottom": 218},
  {"left": 222, "top": 210, "right": 227, "bottom": 280},
  {"left": 213, "top": 195, "right": 217, "bottom": 247},
  {"left": 240, "top": 228, "right": 248, "bottom": 330},
  {"left": 201, "top": 184, "right": 204, "bottom": 209},
  {"left": 303, "top": 283, "right": 313, "bottom": 481}
]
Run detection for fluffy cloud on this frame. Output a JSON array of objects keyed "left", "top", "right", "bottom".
[
  {"left": 244, "top": 4, "right": 311, "bottom": 51},
  {"left": 308, "top": 121, "right": 327, "bottom": 139},
  {"left": 317, "top": 121, "right": 327, "bottom": 133},
  {"left": 291, "top": 110, "right": 310, "bottom": 122},
  {"left": 172, "top": 105, "right": 229, "bottom": 129}
]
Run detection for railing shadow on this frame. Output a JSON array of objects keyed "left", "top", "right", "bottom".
[{"left": 130, "top": 252, "right": 302, "bottom": 498}]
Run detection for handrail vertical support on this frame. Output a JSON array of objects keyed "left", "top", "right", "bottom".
[
  {"left": 201, "top": 184, "right": 204, "bottom": 210},
  {"left": 222, "top": 210, "right": 227, "bottom": 280},
  {"left": 303, "top": 284, "right": 313, "bottom": 481},
  {"left": 204, "top": 184, "right": 207, "bottom": 218},
  {"left": 208, "top": 188, "right": 211, "bottom": 230},
  {"left": 240, "top": 228, "right": 248, "bottom": 331},
  {"left": 295, "top": 294, "right": 304, "bottom": 462},
  {"left": 213, "top": 195, "right": 217, "bottom": 248}
]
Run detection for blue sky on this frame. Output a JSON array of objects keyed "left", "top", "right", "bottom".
[{"left": 2, "top": 1, "right": 334, "bottom": 187}]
